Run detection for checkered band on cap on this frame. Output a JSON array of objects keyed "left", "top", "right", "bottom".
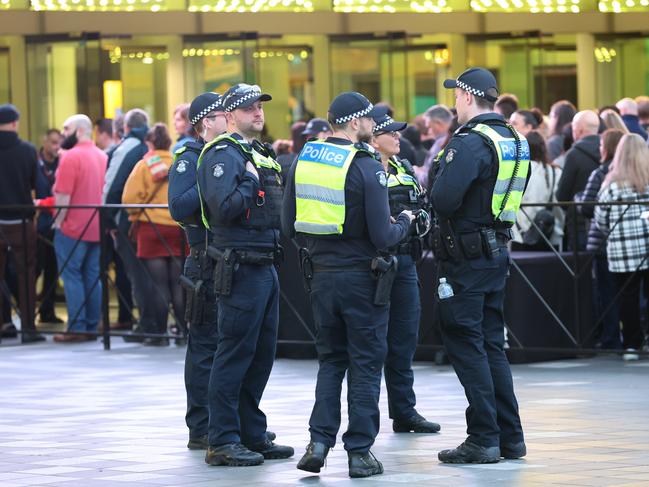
[
  {"left": 224, "top": 89, "right": 262, "bottom": 112},
  {"left": 191, "top": 99, "right": 222, "bottom": 125},
  {"left": 334, "top": 103, "right": 374, "bottom": 124},
  {"left": 456, "top": 79, "right": 485, "bottom": 99},
  {"left": 373, "top": 116, "right": 396, "bottom": 133}
]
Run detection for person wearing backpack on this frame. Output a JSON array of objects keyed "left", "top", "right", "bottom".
[{"left": 511, "top": 131, "right": 564, "bottom": 251}]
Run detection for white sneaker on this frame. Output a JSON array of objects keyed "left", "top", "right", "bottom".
[{"left": 622, "top": 348, "right": 640, "bottom": 361}]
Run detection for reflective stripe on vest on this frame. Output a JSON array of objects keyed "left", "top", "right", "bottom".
[
  {"left": 387, "top": 157, "right": 422, "bottom": 194},
  {"left": 294, "top": 141, "right": 359, "bottom": 235},
  {"left": 470, "top": 123, "right": 530, "bottom": 225}
]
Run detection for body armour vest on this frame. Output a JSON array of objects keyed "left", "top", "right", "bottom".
[
  {"left": 465, "top": 122, "right": 530, "bottom": 227},
  {"left": 294, "top": 140, "right": 374, "bottom": 237},
  {"left": 197, "top": 134, "right": 283, "bottom": 231},
  {"left": 387, "top": 156, "right": 426, "bottom": 216}
]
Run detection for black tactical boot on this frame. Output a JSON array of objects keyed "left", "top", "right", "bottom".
[
  {"left": 187, "top": 434, "right": 208, "bottom": 450},
  {"left": 348, "top": 450, "right": 384, "bottom": 478},
  {"left": 246, "top": 438, "right": 294, "bottom": 459},
  {"left": 205, "top": 442, "right": 264, "bottom": 466},
  {"left": 296, "top": 441, "right": 329, "bottom": 473},
  {"left": 266, "top": 431, "right": 276, "bottom": 441},
  {"left": 501, "top": 441, "right": 527, "bottom": 459},
  {"left": 438, "top": 441, "right": 500, "bottom": 464},
  {"left": 393, "top": 412, "right": 441, "bottom": 433}
]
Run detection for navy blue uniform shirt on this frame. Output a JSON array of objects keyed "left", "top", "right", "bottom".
[
  {"left": 431, "top": 113, "right": 525, "bottom": 233},
  {"left": 168, "top": 139, "right": 209, "bottom": 247},
  {"left": 282, "top": 137, "right": 410, "bottom": 266},
  {"left": 197, "top": 133, "right": 278, "bottom": 251}
]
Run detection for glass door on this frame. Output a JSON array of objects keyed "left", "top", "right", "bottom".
[
  {"left": 100, "top": 41, "right": 169, "bottom": 122},
  {"left": 0, "top": 48, "right": 9, "bottom": 104},
  {"left": 26, "top": 34, "right": 102, "bottom": 142}
]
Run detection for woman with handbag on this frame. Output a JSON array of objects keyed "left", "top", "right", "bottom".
[
  {"left": 122, "top": 123, "right": 186, "bottom": 346},
  {"left": 511, "top": 131, "right": 565, "bottom": 251}
]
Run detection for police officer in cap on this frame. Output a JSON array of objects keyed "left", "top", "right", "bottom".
[
  {"left": 430, "top": 68, "right": 528, "bottom": 464},
  {"left": 282, "top": 92, "right": 415, "bottom": 478},
  {"left": 369, "top": 107, "right": 440, "bottom": 435},
  {"left": 301, "top": 117, "right": 332, "bottom": 140},
  {"left": 168, "top": 92, "right": 225, "bottom": 450},
  {"left": 197, "top": 83, "right": 292, "bottom": 467}
]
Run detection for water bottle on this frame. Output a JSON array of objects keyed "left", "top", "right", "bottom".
[{"left": 438, "top": 277, "right": 454, "bottom": 300}]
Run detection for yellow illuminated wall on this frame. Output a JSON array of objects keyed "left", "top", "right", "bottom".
[{"left": 103, "top": 80, "right": 123, "bottom": 118}]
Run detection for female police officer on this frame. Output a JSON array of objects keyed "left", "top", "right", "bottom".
[{"left": 369, "top": 107, "right": 440, "bottom": 435}]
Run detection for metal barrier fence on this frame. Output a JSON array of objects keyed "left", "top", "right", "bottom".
[
  {"left": 1, "top": 201, "right": 647, "bottom": 357},
  {"left": 0, "top": 204, "right": 185, "bottom": 349}
]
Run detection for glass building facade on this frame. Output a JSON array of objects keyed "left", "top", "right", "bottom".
[{"left": 1, "top": 5, "right": 648, "bottom": 143}]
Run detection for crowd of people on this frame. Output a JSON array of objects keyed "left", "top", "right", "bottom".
[
  {"left": 0, "top": 92, "right": 647, "bottom": 354},
  {"left": 1, "top": 67, "right": 649, "bottom": 477}
]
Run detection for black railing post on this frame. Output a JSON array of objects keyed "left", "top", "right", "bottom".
[
  {"left": 570, "top": 205, "right": 582, "bottom": 349},
  {"left": 20, "top": 210, "right": 30, "bottom": 344},
  {"left": 99, "top": 208, "right": 111, "bottom": 351}
]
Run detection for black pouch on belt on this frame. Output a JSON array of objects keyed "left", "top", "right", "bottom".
[
  {"left": 371, "top": 255, "right": 399, "bottom": 306},
  {"left": 208, "top": 247, "right": 236, "bottom": 297},
  {"left": 459, "top": 231, "right": 482, "bottom": 260},
  {"left": 180, "top": 274, "right": 204, "bottom": 324}
]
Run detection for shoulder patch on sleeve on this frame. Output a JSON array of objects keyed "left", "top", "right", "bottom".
[
  {"left": 213, "top": 163, "right": 225, "bottom": 178},
  {"left": 176, "top": 160, "right": 188, "bottom": 173},
  {"left": 445, "top": 148, "right": 457, "bottom": 163},
  {"left": 376, "top": 170, "right": 388, "bottom": 187}
]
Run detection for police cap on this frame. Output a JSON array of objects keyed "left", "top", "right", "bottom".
[
  {"left": 443, "top": 67, "right": 499, "bottom": 102},
  {"left": 328, "top": 92, "right": 380, "bottom": 125},
  {"left": 302, "top": 118, "right": 332, "bottom": 136},
  {"left": 0, "top": 104, "right": 20, "bottom": 124},
  {"left": 372, "top": 106, "right": 407, "bottom": 134},
  {"left": 189, "top": 92, "right": 223, "bottom": 126},
  {"left": 221, "top": 84, "right": 272, "bottom": 113}
]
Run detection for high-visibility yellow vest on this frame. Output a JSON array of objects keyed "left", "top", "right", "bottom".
[
  {"left": 294, "top": 140, "right": 364, "bottom": 235},
  {"left": 471, "top": 123, "right": 530, "bottom": 225},
  {"left": 386, "top": 157, "right": 425, "bottom": 215}
]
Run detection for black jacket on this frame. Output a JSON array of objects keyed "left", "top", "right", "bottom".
[
  {"left": 0, "top": 131, "right": 37, "bottom": 221},
  {"left": 556, "top": 134, "right": 600, "bottom": 247}
]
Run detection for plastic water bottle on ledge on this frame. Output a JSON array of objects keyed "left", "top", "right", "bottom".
[{"left": 438, "top": 278, "right": 454, "bottom": 300}]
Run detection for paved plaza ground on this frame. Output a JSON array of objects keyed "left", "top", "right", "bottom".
[{"left": 0, "top": 338, "right": 648, "bottom": 487}]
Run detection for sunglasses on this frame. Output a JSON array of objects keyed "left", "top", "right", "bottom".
[{"left": 374, "top": 131, "right": 400, "bottom": 138}]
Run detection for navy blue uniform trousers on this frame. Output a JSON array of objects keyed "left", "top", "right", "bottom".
[
  {"left": 184, "top": 255, "right": 218, "bottom": 440},
  {"left": 308, "top": 270, "right": 389, "bottom": 453},
  {"left": 208, "top": 263, "right": 279, "bottom": 447},
  {"left": 385, "top": 254, "right": 420, "bottom": 420},
  {"left": 437, "top": 249, "right": 524, "bottom": 448}
]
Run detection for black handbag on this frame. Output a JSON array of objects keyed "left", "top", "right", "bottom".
[{"left": 522, "top": 166, "right": 556, "bottom": 247}]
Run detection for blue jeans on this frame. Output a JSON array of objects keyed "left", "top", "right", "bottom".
[{"left": 54, "top": 230, "right": 101, "bottom": 333}]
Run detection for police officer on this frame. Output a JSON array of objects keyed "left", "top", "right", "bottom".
[
  {"left": 282, "top": 92, "right": 415, "bottom": 478},
  {"left": 168, "top": 92, "right": 225, "bottom": 451},
  {"left": 369, "top": 107, "right": 440, "bottom": 434},
  {"left": 196, "top": 83, "right": 292, "bottom": 467},
  {"left": 430, "top": 68, "right": 528, "bottom": 464}
]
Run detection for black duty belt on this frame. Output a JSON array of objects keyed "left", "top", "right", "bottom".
[
  {"left": 189, "top": 245, "right": 207, "bottom": 259},
  {"left": 235, "top": 250, "right": 275, "bottom": 265},
  {"left": 312, "top": 262, "right": 371, "bottom": 273}
]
